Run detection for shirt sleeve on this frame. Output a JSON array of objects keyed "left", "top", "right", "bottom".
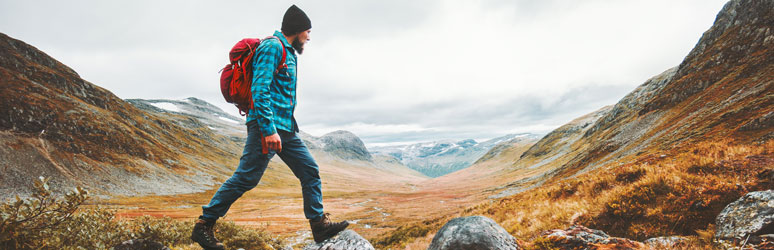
[{"left": 251, "top": 39, "right": 283, "bottom": 136}]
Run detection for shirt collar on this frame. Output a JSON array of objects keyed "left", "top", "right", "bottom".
[{"left": 274, "top": 30, "right": 295, "bottom": 54}]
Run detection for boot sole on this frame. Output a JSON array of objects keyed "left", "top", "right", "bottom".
[{"left": 191, "top": 236, "right": 225, "bottom": 250}]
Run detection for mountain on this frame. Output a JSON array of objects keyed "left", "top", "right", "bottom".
[
  {"left": 129, "top": 99, "right": 380, "bottom": 163},
  {"left": 487, "top": 105, "right": 614, "bottom": 198},
  {"left": 302, "top": 130, "right": 373, "bottom": 162},
  {"left": 0, "top": 33, "right": 242, "bottom": 198},
  {"left": 126, "top": 98, "right": 423, "bottom": 178},
  {"left": 126, "top": 98, "right": 245, "bottom": 142},
  {"left": 375, "top": 0, "right": 773, "bottom": 247},
  {"left": 469, "top": 0, "right": 774, "bottom": 240},
  {"left": 370, "top": 134, "right": 540, "bottom": 177}
]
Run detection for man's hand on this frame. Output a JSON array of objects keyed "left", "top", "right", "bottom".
[{"left": 264, "top": 133, "right": 282, "bottom": 152}]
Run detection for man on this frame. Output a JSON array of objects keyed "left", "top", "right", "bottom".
[{"left": 191, "top": 5, "right": 349, "bottom": 250}]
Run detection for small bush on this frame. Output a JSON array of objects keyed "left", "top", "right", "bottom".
[
  {"left": 0, "top": 177, "right": 89, "bottom": 249},
  {"left": 590, "top": 179, "right": 612, "bottom": 195},
  {"left": 55, "top": 207, "right": 132, "bottom": 249},
  {"left": 615, "top": 167, "right": 646, "bottom": 183},
  {"left": 0, "top": 177, "right": 284, "bottom": 250},
  {"left": 128, "top": 215, "right": 192, "bottom": 247},
  {"left": 214, "top": 220, "right": 283, "bottom": 250}
]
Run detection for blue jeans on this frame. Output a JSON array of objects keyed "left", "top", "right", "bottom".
[{"left": 201, "top": 121, "right": 324, "bottom": 221}]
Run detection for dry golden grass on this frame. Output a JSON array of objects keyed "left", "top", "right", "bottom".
[
  {"left": 370, "top": 139, "right": 772, "bottom": 249},
  {"left": 475, "top": 139, "right": 771, "bottom": 247}
]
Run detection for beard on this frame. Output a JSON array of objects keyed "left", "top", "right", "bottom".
[{"left": 292, "top": 39, "right": 304, "bottom": 55}]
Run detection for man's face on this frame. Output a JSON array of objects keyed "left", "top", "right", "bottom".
[{"left": 292, "top": 29, "right": 311, "bottom": 54}]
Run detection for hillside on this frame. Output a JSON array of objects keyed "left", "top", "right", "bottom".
[
  {"left": 0, "top": 33, "right": 242, "bottom": 198},
  {"left": 373, "top": 0, "right": 773, "bottom": 248},
  {"left": 128, "top": 98, "right": 425, "bottom": 179},
  {"left": 127, "top": 98, "right": 246, "bottom": 142}
]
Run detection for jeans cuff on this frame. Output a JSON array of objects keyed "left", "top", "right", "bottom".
[{"left": 199, "top": 214, "right": 218, "bottom": 222}]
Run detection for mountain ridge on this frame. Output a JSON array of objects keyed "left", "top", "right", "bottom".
[
  {"left": 371, "top": 133, "right": 541, "bottom": 177},
  {"left": 0, "top": 32, "right": 243, "bottom": 198},
  {"left": 373, "top": 0, "right": 773, "bottom": 247}
]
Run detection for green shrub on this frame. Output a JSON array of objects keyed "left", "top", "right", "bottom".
[
  {"left": 56, "top": 207, "right": 132, "bottom": 249},
  {"left": 214, "top": 220, "right": 284, "bottom": 250},
  {"left": 0, "top": 177, "right": 89, "bottom": 249},
  {"left": 1, "top": 177, "right": 284, "bottom": 250},
  {"left": 128, "top": 215, "right": 192, "bottom": 247}
]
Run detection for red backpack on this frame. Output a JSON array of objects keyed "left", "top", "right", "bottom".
[{"left": 220, "top": 37, "right": 286, "bottom": 116}]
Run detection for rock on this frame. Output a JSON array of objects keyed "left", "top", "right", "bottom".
[
  {"left": 715, "top": 190, "right": 774, "bottom": 240},
  {"left": 428, "top": 216, "right": 521, "bottom": 250},
  {"left": 748, "top": 234, "right": 774, "bottom": 245},
  {"left": 540, "top": 225, "right": 644, "bottom": 250},
  {"left": 112, "top": 239, "right": 171, "bottom": 250},
  {"left": 303, "top": 230, "right": 374, "bottom": 250},
  {"left": 643, "top": 236, "right": 689, "bottom": 248}
]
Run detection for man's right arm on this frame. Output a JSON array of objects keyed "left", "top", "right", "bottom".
[{"left": 251, "top": 39, "right": 283, "bottom": 137}]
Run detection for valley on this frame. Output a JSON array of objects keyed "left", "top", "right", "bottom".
[{"left": 1, "top": 0, "right": 772, "bottom": 249}]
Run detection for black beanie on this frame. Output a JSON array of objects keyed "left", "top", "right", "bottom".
[{"left": 282, "top": 5, "right": 311, "bottom": 35}]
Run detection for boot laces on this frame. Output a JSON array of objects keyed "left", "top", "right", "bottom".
[{"left": 202, "top": 223, "right": 217, "bottom": 243}]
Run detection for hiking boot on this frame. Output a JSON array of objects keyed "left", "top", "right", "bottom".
[
  {"left": 310, "top": 213, "right": 349, "bottom": 243},
  {"left": 191, "top": 219, "right": 225, "bottom": 250}
]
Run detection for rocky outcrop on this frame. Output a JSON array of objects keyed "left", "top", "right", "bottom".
[
  {"left": 303, "top": 230, "right": 374, "bottom": 250},
  {"left": 539, "top": 225, "right": 644, "bottom": 250},
  {"left": 715, "top": 190, "right": 774, "bottom": 240},
  {"left": 319, "top": 131, "right": 373, "bottom": 162},
  {"left": 428, "top": 216, "right": 521, "bottom": 250}
]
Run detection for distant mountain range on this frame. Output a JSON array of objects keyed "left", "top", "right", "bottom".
[
  {"left": 128, "top": 99, "right": 378, "bottom": 162},
  {"left": 128, "top": 99, "right": 539, "bottom": 179},
  {"left": 370, "top": 134, "right": 541, "bottom": 177}
]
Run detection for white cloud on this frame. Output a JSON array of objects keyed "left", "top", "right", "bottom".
[{"left": 303, "top": 122, "right": 430, "bottom": 138}]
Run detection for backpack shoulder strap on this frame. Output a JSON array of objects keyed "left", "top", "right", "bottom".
[{"left": 264, "top": 36, "right": 287, "bottom": 72}]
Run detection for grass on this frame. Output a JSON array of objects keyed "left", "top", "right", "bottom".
[{"left": 372, "top": 138, "right": 773, "bottom": 249}]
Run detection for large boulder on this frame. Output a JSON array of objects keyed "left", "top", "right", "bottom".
[
  {"left": 539, "top": 225, "right": 644, "bottom": 249},
  {"left": 303, "top": 230, "right": 374, "bottom": 250},
  {"left": 428, "top": 216, "right": 521, "bottom": 250},
  {"left": 715, "top": 190, "right": 774, "bottom": 240}
]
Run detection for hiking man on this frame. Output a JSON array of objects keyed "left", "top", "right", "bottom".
[{"left": 192, "top": 5, "right": 349, "bottom": 250}]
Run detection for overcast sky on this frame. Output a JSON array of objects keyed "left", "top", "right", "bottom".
[{"left": 0, "top": 0, "right": 728, "bottom": 147}]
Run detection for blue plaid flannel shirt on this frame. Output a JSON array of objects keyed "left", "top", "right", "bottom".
[{"left": 246, "top": 30, "right": 298, "bottom": 136}]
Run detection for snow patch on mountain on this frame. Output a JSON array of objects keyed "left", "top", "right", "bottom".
[{"left": 148, "top": 102, "right": 181, "bottom": 113}]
